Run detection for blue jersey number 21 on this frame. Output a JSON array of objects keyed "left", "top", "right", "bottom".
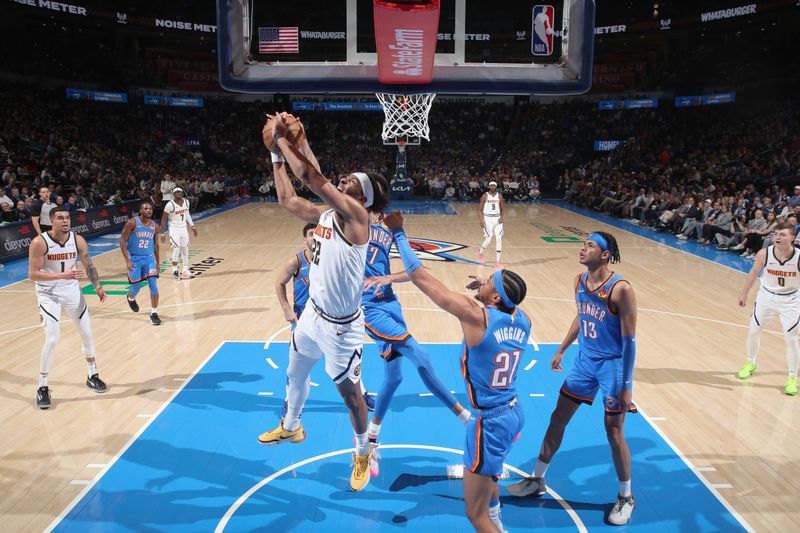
[{"left": 490, "top": 349, "right": 521, "bottom": 388}]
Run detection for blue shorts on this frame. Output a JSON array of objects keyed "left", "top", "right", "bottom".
[
  {"left": 127, "top": 255, "right": 158, "bottom": 284},
  {"left": 464, "top": 401, "right": 524, "bottom": 478},
  {"left": 560, "top": 350, "right": 637, "bottom": 414},
  {"left": 363, "top": 297, "right": 410, "bottom": 361}
]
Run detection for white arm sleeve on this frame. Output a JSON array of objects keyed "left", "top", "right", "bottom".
[{"left": 185, "top": 209, "right": 194, "bottom": 227}]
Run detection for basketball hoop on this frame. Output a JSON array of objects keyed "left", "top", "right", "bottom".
[{"left": 376, "top": 92, "right": 436, "bottom": 144}]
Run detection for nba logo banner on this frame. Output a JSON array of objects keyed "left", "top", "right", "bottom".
[{"left": 532, "top": 5, "right": 555, "bottom": 56}]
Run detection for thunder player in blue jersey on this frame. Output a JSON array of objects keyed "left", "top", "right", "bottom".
[
  {"left": 362, "top": 211, "right": 470, "bottom": 476},
  {"left": 275, "top": 223, "right": 315, "bottom": 328},
  {"left": 120, "top": 200, "right": 162, "bottom": 325},
  {"left": 383, "top": 210, "right": 530, "bottom": 533},
  {"left": 507, "top": 231, "right": 638, "bottom": 526}
]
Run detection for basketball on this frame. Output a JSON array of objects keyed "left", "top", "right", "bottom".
[{"left": 262, "top": 114, "right": 304, "bottom": 154}]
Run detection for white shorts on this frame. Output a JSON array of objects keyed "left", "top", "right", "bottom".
[
  {"left": 169, "top": 229, "right": 190, "bottom": 248},
  {"left": 753, "top": 288, "right": 800, "bottom": 332},
  {"left": 291, "top": 302, "right": 365, "bottom": 384},
  {"left": 483, "top": 217, "right": 504, "bottom": 239},
  {"left": 36, "top": 283, "right": 88, "bottom": 325}
]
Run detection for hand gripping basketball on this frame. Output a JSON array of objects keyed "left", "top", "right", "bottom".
[{"left": 262, "top": 112, "right": 305, "bottom": 154}]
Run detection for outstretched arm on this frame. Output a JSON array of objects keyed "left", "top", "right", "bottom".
[
  {"left": 272, "top": 114, "right": 367, "bottom": 226},
  {"left": 383, "top": 211, "right": 483, "bottom": 327},
  {"left": 615, "top": 282, "right": 637, "bottom": 410},
  {"left": 272, "top": 160, "right": 327, "bottom": 223}
]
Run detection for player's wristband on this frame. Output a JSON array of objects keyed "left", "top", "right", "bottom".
[
  {"left": 273, "top": 132, "right": 284, "bottom": 143},
  {"left": 270, "top": 152, "right": 284, "bottom": 163},
  {"left": 391, "top": 228, "right": 422, "bottom": 275},
  {"left": 621, "top": 335, "right": 636, "bottom": 390}
]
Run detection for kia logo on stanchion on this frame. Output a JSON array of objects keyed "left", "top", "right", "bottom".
[
  {"left": 99, "top": 210, "right": 109, "bottom": 217},
  {"left": 19, "top": 225, "right": 31, "bottom": 236},
  {"left": 120, "top": 206, "right": 128, "bottom": 214},
  {"left": 77, "top": 213, "right": 86, "bottom": 222}
]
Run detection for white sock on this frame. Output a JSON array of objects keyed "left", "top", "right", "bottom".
[
  {"left": 367, "top": 421, "right": 382, "bottom": 440},
  {"left": 478, "top": 246, "right": 485, "bottom": 254},
  {"left": 354, "top": 431, "right": 369, "bottom": 455},
  {"left": 283, "top": 417, "right": 300, "bottom": 431},
  {"left": 533, "top": 459, "right": 549, "bottom": 478},
  {"left": 488, "top": 501, "right": 502, "bottom": 531},
  {"left": 87, "top": 361, "right": 97, "bottom": 376},
  {"left": 39, "top": 373, "right": 48, "bottom": 387},
  {"left": 457, "top": 409, "right": 472, "bottom": 425},
  {"left": 151, "top": 308, "right": 158, "bottom": 314},
  {"left": 496, "top": 251, "right": 502, "bottom": 262},
  {"left": 619, "top": 479, "right": 632, "bottom": 498},
  {"left": 172, "top": 266, "right": 178, "bottom": 273}
]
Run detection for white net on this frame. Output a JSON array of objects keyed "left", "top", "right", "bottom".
[{"left": 376, "top": 92, "right": 436, "bottom": 143}]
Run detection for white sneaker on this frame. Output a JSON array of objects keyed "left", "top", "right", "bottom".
[
  {"left": 369, "top": 443, "right": 381, "bottom": 477},
  {"left": 607, "top": 494, "right": 635, "bottom": 526},
  {"left": 506, "top": 476, "right": 546, "bottom": 497},
  {"left": 180, "top": 270, "right": 195, "bottom": 279}
]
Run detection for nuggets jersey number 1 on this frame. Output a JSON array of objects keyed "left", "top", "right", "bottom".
[
  {"left": 461, "top": 306, "right": 531, "bottom": 409},
  {"left": 576, "top": 272, "right": 625, "bottom": 359},
  {"left": 38, "top": 231, "right": 78, "bottom": 287}
]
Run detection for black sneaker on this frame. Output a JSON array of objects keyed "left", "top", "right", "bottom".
[
  {"left": 127, "top": 296, "right": 139, "bottom": 313},
  {"left": 36, "top": 386, "right": 51, "bottom": 409},
  {"left": 150, "top": 312, "right": 162, "bottom": 325},
  {"left": 86, "top": 374, "right": 107, "bottom": 393},
  {"left": 172, "top": 271, "right": 180, "bottom": 280}
]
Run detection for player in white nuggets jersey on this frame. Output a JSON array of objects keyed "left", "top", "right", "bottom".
[
  {"left": 478, "top": 181, "right": 505, "bottom": 267},
  {"left": 738, "top": 222, "right": 800, "bottom": 395},
  {"left": 159, "top": 187, "right": 198, "bottom": 280},
  {"left": 257, "top": 112, "right": 390, "bottom": 492},
  {"left": 27, "top": 207, "right": 108, "bottom": 409}
]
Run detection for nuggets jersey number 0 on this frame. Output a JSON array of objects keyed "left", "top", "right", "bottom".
[
  {"left": 462, "top": 307, "right": 532, "bottom": 409},
  {"left": 37, "top": 231, "right": 78, "bottom": 287},
  {"left": 761, "top": 245, "right": 800, "bottom": 294},
  {"left": 576, "top": 272, "right": 625, "bottom": 359},
  {"left": 309, "top": 209, "right": 368, "bottom": 317}
]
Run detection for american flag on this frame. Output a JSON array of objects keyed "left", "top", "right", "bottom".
[{"left": 258, "top": 27, "right": 299, "bottom": 54}]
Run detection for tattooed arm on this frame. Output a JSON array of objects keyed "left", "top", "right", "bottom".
[{"left": 76, "top": 234, "right": 107, "bottom": 302}]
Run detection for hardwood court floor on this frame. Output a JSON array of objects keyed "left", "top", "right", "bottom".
[{"left": 0, "top": 201, "right": 797, "bottom": 532}]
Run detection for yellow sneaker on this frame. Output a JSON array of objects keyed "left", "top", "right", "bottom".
[
  {"left": 785, "top": 377, "right": 798, "bottom": 396},
  {"left": 737, "top": 361, "right": 757, "bottom": 379},
  {"left": 350, "top": 448, "right": 373, "bottom": 491},
  {"left": 257, "top": 419, "right": 306, "bottom": 445}
]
